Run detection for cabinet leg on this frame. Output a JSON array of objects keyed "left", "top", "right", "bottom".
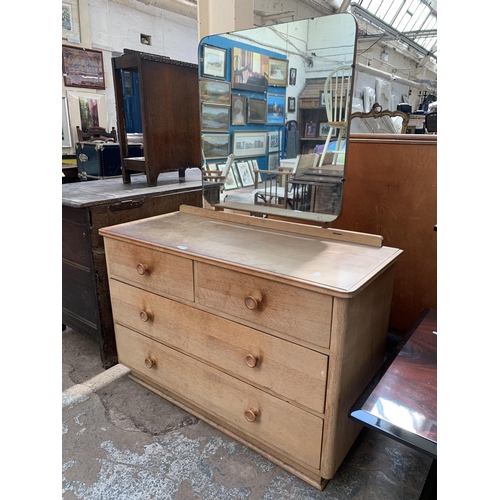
[{"left": 122, "top": 169, "right": 131, "bottom": 184}]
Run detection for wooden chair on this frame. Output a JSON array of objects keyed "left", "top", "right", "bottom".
[
  {"left": 253, "top": 153, "right": 319, "bottom": 209},
  {"left": 318, "top": 65, "right": 352, "bottom": 169},
  {"left": 76, "top": 126, "right": 118, "bottom": 142}
]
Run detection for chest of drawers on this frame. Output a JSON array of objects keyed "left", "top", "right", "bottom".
[{"left": 99, "top": 205, "right": 402, "bottom": 489}]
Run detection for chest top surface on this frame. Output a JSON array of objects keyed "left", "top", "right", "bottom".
[{"left": 100, "top": 208, "right": 402, "bottom": 297}]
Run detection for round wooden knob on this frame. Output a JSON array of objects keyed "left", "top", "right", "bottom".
[
  {"left": 139, "top": 310, "right": 152, "bottom": 322},
  {"left": 245, "top": 354, "right": 259, "bottom": 368},
  {"left": 244, "top": 408, "right": 259, "bottom": 422},
  {"left": 144, "top": 357, "right": 156, "bottom": 369},
  {"left": 244, "top": 292, "right": 262, "bottom": 310},
  {"left": 136, "top": 263, "right": 149, "bottom": 275}
]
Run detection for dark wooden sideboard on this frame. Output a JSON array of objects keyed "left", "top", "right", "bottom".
[{"left": 62, "top": 169, "right": 203, "bottom": 368}]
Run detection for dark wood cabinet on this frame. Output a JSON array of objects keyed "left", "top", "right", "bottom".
[{"left": 112, "top": 50, "right": 202, "bottom": 186}]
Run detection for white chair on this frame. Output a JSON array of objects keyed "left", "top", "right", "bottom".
[
  {"left": 318, "top": 65, "right": 352, "bottom": 169},
  {"left": 253, "top": 153, "right": 319, "bottom": 209}
]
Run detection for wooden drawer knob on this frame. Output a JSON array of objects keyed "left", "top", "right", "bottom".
[
  {"left": 244, "top": 292, "right": 262, "bottom": 310},
  {"left": 144, "top": 357, "right": 156, "bottom": 369},
  {"left": 136, "top": 263, "right": 149, "bottom": 275},
  {"left": 245, "top": 354, "right": 259, "bottom": 368},
  {"left": 139, "top": 310, "right": 152, "bottom": 322},
  {"left": 244, "top": 408, "right": 259, "bottom": 422}
]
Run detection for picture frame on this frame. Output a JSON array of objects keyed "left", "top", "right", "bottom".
[
  {"left": 216, "top": 162, "right": 239, "bottom": 190},
  {"left": 251, "top": 159, "right": 262, "bottom": 182},
  {"left": 231, "top": 47, "right": 269, "bottom": 92},
  {"left": 201, "top": 103, "right": 230, "bottom": 132},
  {"left": 304, "top": 121, "right": 317, "bottom": 138},
  {"left": 268, "top": 58, "right": 288, "bottom": 86},
  {"left": 62, "top": 45, "right": 105, "bottom": 90},
  {"left": 268, "top": 130, "right": 280, "bottom": 153},
  {"left": 199, "top": 79, "right": 231, "bottom": 105},
  {"left": 231, "top": 94, "right": 247, "bottom": 126},
  {"left": 236, "top": 161, "right": 254, "bottom": 187},
  {"left": 202, "top": 133, "right": 230, "bottom": 159},
  {"left": 247, "top": 98, "right": 266, "bottom": 124},
  {"left": 268, "top": 152, "right": 280, "bottom": 171},
  {"left": 318, "top": 122, "right": 331, "bottom": 138},
  {"left": 233, "top": 131, "right": 267, "bottom": 158},
  {"left": 62, "top": 0, "right": 80, "bottom": 42},
  {"left": 287, "top": 96, "right": 296, "bottom": 113},
  {"left": 230, "top": 164, "right": 243, "bottom": 188},
  {"left": 62, "top": 97, "right": 72, "bottom": 148},
  {"left": 201, "top": 45, "right": 227, "bottom": 80},
  {"left": 267, "top": 94, "right": 286, "bottom": 125},
  {"left": 66, "top": 90, "right": 108, "bottom": 144},
  {"left": 289, "top": 67, "right": 297, "bottom": 86},
  {"left": 319, "top": 90, "right": 326, "bottom": 108}
]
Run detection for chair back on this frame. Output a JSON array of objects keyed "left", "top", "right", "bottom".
[
  {"left": 323, "top": 65, "right": 352, "bottom": 124},
  {"left": 424, "top": 112, "right": 437, "bottom": 133},
  {"left": 76, "top": 126, "right": 117, "bottom": 142}
]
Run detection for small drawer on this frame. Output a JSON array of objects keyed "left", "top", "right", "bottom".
[
  {"left": 116, "top": 324, "right": 324, "bottom": 470},
  {"left": 109, "top": 279, "right": 328, "bottom": 413},
  {"left": 195, "top": 262, "right": 332, "bottom": 348},
  {"left": 103, "top": 237, "right": 194, "bottom": 301}
]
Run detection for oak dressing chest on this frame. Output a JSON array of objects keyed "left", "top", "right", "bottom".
[{"left": 99, "top": 205, "right": 402, "bottom": 489}]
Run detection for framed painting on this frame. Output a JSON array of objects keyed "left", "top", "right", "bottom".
[
  {"left": 247, "top": 98, "right": 266, "bottom": 124},
  {"left": 67, "top": 90, "right": 108, "bottom": 144},
  {"left": 62, "top": 0, "right": 80, "bottom": 42},
  {"left": 62, "top": 97, "right": 72, "bottom": 148},
  {"left": 62, "top": 45, "right": 105, "bottom": 89},
  {"left": 289, "top": 67, "right": 297, "bottom": 86},
  {"left": 202, "top": 133, "right": 230, "bottom": 159},
  {"left": 319, "top": 122, "right": 331, "bottom": 138},
  {"left": 201, "top": 103, "right": 230, "bottom": 132},
  {"left": 251, "top": 159, "right": 262, "bottom": 182},
  {"left": 267, "top": 94, "right": 285, "bottom": 125},
  {"left": 199, "top": 79, "right": 231, "bottom": 105},
  {"left": 236, "top": 161, "right": 254, "bottom": 187},
  {"left": 305, "top": 121, "right": 317, "bottom": 138},
  {"left": 268, "top": 58, "right": 288, "bottom": 86},
  {"left": 233, "top": 131, "right": 267, "bottom": 158},
  {"left": 231, "top": 94, "right": 247, "bottom": 126},
  {"left": 287, "top": 96, "right": 296, "bottom": 113},
  {"left": 201, "top": 45, "right": 227, "bottom": 80},
  {"left": 216, "top": 162, "right": 239, "bottom": 190},
  {"left": 231, "top": 48, "right": 269, "bottom": 92},
  {"left": 319, "top": 90, "right": 326, "bottom": 108},
  {"left": 268, "top": 152, "right": 280, "bottom": 171},
  {"left": 268, "top": 130, "right": 280, "bottom": 152}
]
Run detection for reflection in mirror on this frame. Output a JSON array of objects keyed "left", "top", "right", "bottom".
[
  {"left": 350, "top": 103, "right": 409, "bottom": 134},
  {"left": 198, "top": 13, "right": 357, "bottom": 223}
]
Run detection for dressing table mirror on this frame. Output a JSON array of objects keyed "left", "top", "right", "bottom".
[
  {"left": 198, "top": 13, "right": 357, "bottom": 225},
  {"left": 350, "top": 103, "right": 409, "bottom": 134}
]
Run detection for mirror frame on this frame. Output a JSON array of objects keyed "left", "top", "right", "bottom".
[{"left": 351, "top": 103, "right": 409, "bottom": 134}]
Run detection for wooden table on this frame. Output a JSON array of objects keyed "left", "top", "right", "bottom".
[
  {"left": 349, "top": 308, "right": 437, "bottom": 498},
  {"left": 62, "top": 169, "right": 204, "bottom": 368}
]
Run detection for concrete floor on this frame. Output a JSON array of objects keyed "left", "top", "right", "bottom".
[{"left": 62, "top": 327, "right": 433, "bottom": 499}]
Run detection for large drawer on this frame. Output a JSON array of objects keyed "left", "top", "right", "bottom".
[
  {"left": 103, "top": 238, "right": 194, "bottom": 301},
  {"left": 195, "top": 262, "right": 333, "bottom": 348},
  {"left": 116, "top": 324, "right": 324, "bottom": 469},
  {"left": 110, "top": 279, "right": 328, "bottom": 413}
]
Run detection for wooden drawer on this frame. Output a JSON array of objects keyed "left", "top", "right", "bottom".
[
  {"left": 103, "top": 238, "right": 194, "bottom": 301},
  {"left": 110, "top": 279, "right": 328, "bottom": 413},
  {"left": 116, "top": 324, "right": 324, "bottom": 469},
  {"left": 195, "top": 262, "right": 333, "bottom": 348}
]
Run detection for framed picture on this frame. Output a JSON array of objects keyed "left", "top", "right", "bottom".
[
  {"left": 319, "top": 90, "right": 326, "bottom": 108},
  {"left": 202, "top": 133, "right": 230, "bottom": 159},
  {"left": 201, "top": 45, "right": 227, "bottom": 80},
  {"left": 247, "top": 98, "right": 266, "bottom": 124},
  {"left": 268, "top": 58, "right": 288, "bottom": 86},
  {"left": 305, "top": 121, "right": 317, "bottom": 138},
  {"left": 268, "top": 152, "right": 280, "bottom": 171},
  {"left": 233, "top": 131, "right": 267, "bottom": 158},
  {"left": 62, "top": 97, "right": 72, "bottom": 148},
  {"left": 67, "top": 90, "right": 108, "bottom": 144},
  {"left": 267, "top": 94, "right": 286, "bottom": 125},
  {"left": 287, "top": 96, "right": 296, "bottom": 113},
  {"left": 231, "top": 47, "right": 269, "bottom": 92},
  {"left": 236, "top": 161, "right": 254, "bottom": 187},
  {"left": 318, "top": 122, "right": 331, "bottom": 138},
  {"left": 199, "top": 79, "right": 230, "bottom": 105},
  {"left": 217, "top": 162, "right": 239, "bottom": 190},
  {"left": 231, "top": 94, "right": 247, "bottom": 126},
  {"left": 201, "top": 103, "right": 230, "bottom": 132},
  {"left": 268, "top": 130, "right": 280, "bottom": 152},
  {"left": 62, "top": 45, "right": 105, "bottom": 89},
  {"left": 289, "top": 67, "right": 297, "bottom": 86},
  {"left": 62, "top": 1, "right": 80, "bottom": 42},
  {"left": 251, "top": 159, "right": 262, "bottom": 182}
]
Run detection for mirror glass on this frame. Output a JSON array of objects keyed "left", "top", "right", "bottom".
[
  {"left": 198, "top": 13, "right": 357, "bottom": 221},
  {"left": 350, "top": 104, "right": 409, "bottom": 134}
]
